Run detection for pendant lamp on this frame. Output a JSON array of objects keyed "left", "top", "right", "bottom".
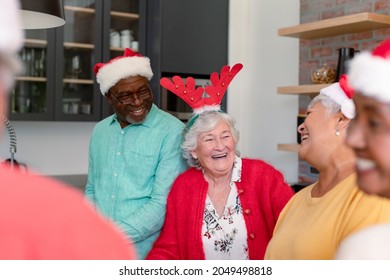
[{"left": 20, "top": 0, "right": 66, "bottom": 29}]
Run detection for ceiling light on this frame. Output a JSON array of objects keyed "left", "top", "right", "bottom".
[{"left": 20, "top": 0, "right": 66, "bottom": 29}]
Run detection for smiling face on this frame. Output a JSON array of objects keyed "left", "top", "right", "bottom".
[
  {"left": 346, "top": 93, "right": 390, "bottom": 198},
  {"left": 107, "top": 76, "right": 153, "bottom": 128},
  {"left": 190, "top": 120, "right": 236, "bottom": 178},
  {"left": 297, "top": 102, "right": 343, "bottom": 167}
]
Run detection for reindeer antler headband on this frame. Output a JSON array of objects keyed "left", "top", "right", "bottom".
[{"left": 160, "top": 63, "right": 243, "bottom": 128}]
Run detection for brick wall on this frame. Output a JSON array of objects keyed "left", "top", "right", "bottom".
[
  {"left": 300, "top": 0, "right": 390, "bottom": 86},
  {"left": 298, "top": 0, "right": 390, "bottom": 183}
]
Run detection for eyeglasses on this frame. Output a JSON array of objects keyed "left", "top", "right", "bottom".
[{"left": 110, "top": 88, "right": 151, "bottom": 104}]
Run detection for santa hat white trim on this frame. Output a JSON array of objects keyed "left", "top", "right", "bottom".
[
  {"left": 96, "top": 56, "right": 153, "bottom": 95},
  {"left": 320, "top": 82, "right": 356, "bottom": 119},
  {"left": 348, "top": 51, "right": 390, "bottom": 103}
]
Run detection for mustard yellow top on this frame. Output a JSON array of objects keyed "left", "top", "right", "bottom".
[{"left": 265, "top": 173, "right": 390, "bottom": 259}]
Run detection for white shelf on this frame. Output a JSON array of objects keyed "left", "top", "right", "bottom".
[
  {"left": 63, "top": 79, "right": 94, "bottom": 84},
  {"left": 16, "top": 76, "right": 46, "bottom": 82},
  {"left": 64, "top": 42, "right": 94, "bottom": 49},
  {"left": 111, "top": 11, "right": 139, "bottom": 20},
  {"left": 64, "top": 6, "right": 95, "bottom": 14}
]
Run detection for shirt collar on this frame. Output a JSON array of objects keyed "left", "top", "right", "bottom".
[
  {"left": 231, "top": 155, "right": 242, "bottom": 182},
  {"left": 109, "top": 104, "right": 158, "bottom": 128}
]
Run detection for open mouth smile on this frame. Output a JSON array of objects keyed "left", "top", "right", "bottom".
[
  {"left": 356, "top": 158, "right": 376, "bottom": 171},
  {"left": 212, "top": 153, "right": 228, "bottom": 159},
  {"left": 128, "top": 107, "right": 144, "bottom": 115}
]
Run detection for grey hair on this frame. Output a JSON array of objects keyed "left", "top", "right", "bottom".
[
  {"left": 182, "top": 111, "right": 240, "bottom": 169},
  {"left": 308, "top": 94, "right": 341, "bottom": 117}
]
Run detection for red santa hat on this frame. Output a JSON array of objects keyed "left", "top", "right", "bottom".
[
  {"left": 94, "top": 48, "right": 153, "bottom": 95},
  {"left": 319, "top": 74, "right": 355, "bottom": 119},
  {"left": 348, "top": 38, "right": 390, "bottom": 103}
]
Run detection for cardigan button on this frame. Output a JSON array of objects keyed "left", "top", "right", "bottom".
[
  {"left": 238, "top": 189, "right": 244, "bottom": 195},
  {"left": 244, "top": 208, "right": 251, "bottom": 215},
  {"left": 249, "top": 233, "right": 256, "bottom": 239}
]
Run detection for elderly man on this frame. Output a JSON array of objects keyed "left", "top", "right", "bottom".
[
  {"left": 0, "top": 0, "right": 135, "bottom": 260},
  {"left": 86, "top": 48, "right": 187, "bottom": 259}
]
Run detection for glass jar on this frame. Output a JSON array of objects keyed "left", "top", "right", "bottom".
[{"left": 311, "top": 63, "right": 336, "bottom": 84}]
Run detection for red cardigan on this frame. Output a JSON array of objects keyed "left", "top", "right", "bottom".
[{"left": 146, "top": 158, "right": 294, "bottom": 260}]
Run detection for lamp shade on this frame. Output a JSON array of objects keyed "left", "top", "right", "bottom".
[{"left": 20, "top": 0, "right": 65, "bottom": 29}]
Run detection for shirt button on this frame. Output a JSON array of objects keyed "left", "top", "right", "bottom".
[
  {"left": 111, "top": 195, "right": 115, "bottom": 199},
  {"left": 114, "top": 173, "right": 118, "bottom": 177},
  {"left": 249, "top": 233, "right": 256, "bottom": 239},
  {"left": 117, "top": 152, "right": 121, "bottom": 155},
  {"left": 121, "top": 131, "right": 124, "bottom": 134},
  {"left": 244, "top": 209, "right": 251, "bottom": 215}
]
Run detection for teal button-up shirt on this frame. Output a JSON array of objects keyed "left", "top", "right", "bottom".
[{"left": 85, "top": 104, "right": 187, "bottom": 259}]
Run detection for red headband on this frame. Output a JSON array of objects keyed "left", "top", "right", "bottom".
[{"left": 160, "top": 63, "right": 243, "bottom": 113}]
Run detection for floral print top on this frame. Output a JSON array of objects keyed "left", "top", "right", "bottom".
[{"left": 202, "top": 156, "right": 249, "bottom": 260}]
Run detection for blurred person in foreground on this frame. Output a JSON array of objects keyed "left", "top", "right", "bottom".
[
  {"left": 86, "top": 48, "right": 186, "bottom": 259},
  {"left": 146, "top": 64, "right": 294, "bottom": 260},
  {"left": 264, "top": 75, "right": 390, "bottom": 259},
  {"left": 0, "top": 0, "right": 135, "bottom": 260},
  {"left": 335, "top": 38, "right": 390, "bottom": 259}
]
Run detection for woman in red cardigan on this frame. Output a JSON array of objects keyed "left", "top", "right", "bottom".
[{"left": 146, "top": 109, "right": 294, "bottom": 260}]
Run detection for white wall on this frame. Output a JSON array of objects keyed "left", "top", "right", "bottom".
[
  {"left": 0, "top": 121, "right": 95, "bottom": 176},
  {"left": 228, "top": 0, "right": 299, "bottom": 183},
  {"left": 0, "top": 0, "right": 300, "bottom": 183}
]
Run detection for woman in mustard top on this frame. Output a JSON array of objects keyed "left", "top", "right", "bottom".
[{"left": 265, "top": 75, "right": 390, "bottom": 260}]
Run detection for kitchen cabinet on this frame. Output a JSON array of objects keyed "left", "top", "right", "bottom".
[
  {"left": 10, "top": 0, "right": 146, "bottom": 121},
  {"left": 160, "top": 0, "right": 228, "bottom": 76},
  {"left": 54, "top": 1, "right": 102, "bottom": 121},
  {"left": 277, "top": 12, "right": 390, "bottom": 152},
  {"left": 10, "top": 29, "right": 56, "bottom": 120}
]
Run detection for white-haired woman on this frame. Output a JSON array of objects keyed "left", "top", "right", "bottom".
[
  {"left": 147, "top": 110, "right": 294, "bottom": 260},
  {"left": 265, "top": 76, "right": 390, "bottom": 260}
]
